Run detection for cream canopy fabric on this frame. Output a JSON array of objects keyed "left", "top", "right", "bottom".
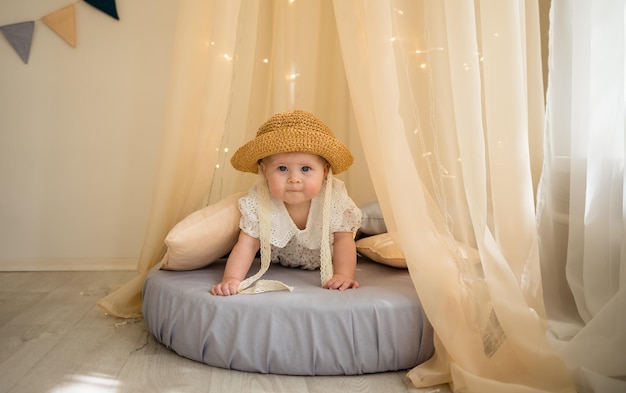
[
  {"left": 537, "top": 1, "right": 626, "bottom": 392},
  {"left": 98, "top": 1, "right": 623, "bottom": 392}
]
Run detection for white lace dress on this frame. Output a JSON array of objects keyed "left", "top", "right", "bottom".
[{"left": 238, "top": 177, "right": 362, "bottom": 270}]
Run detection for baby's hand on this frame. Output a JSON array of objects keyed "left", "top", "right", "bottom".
[
  {"left": 210, "top": 278, "right": 241, "bottom": 296},
  {"left": 324, "top": 274, "right": 359, "bottom": 291}
]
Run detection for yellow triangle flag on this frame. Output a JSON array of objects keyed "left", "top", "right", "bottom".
[{"left": 42, "top": 4, "right": 77, "bottom": 48}]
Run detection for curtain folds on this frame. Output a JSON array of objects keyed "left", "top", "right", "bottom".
[
  {"left": 537, "top": 1, "right": 626, "bottom": 392},
  {"left": 97, "top": 0, "right": 374, "bottom": 317},
  {"left": 334, "top": 1, "right": 573, "bottom": 392},
  {"left": 97, "top": 0, "right": 621, "bottom": 391},
  {"left": 97, "top": 0, "right": 244, "bottom": 317}
]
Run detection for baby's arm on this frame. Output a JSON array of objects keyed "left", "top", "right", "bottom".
[
  {"left": 324, "top": 231, "right": 359, "bottom": 291},
  {"left": 210, "top": 231, "right": 260, "bottom": 296}
]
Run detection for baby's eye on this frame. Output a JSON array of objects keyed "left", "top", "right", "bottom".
[
  {"left": 278, "top": 166, "right": 288, "bottom": 171},
  {"left": 301, "top": 166, "right": 311, "bottom": 172}
]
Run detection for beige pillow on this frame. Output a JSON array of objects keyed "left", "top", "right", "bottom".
[
  {"left": 160, "top": 192, "right": 245, "bottom": 271},
  {"left": 356, "top": 233, "right": 406, "bottom": 268},
  {"left": 356, "top": 232, "right": 480, "bottom": 268}
]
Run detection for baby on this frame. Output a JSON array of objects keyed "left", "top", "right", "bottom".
[{"left": 210, "top": 110, "right": 362, "bottom": 296}]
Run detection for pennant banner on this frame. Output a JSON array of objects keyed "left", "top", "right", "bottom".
[
  {"left": 42, "top": 5, "right": 77, "bottom": 48},
  {"left": 0, "top": 21, "right": 35, "bottom": 64},
  {"left": 84, "top": 0, "right": 120, "bottom": 21},
  {"left": 1, "top": 0, "right": 120, "bottom": 64}
]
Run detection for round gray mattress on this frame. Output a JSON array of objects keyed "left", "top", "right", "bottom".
[{"left": 142, "top": 258, "right": 434, "bottom": 375}]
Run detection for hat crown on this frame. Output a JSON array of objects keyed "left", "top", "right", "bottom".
[
  {"left": 257, "top": 110, "right": 333, "bottom": 138},
  {"left": 231, "top": 109, "right": 353, "bottom": 174}
]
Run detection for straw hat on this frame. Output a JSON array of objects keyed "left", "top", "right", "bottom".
[{"left": 230, "top": 110, "right": 354, "bottom": 174}]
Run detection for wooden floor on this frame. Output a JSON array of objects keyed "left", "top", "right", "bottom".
[{"left": 0, "top": 270, "right": 451, "bottom": 393}]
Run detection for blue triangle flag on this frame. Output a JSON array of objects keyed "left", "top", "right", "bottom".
[
  {"left": 0, "top": 21, "right": 35, "bottom": 64},
  {"left": 84, "top": 0, "right": 120, "bottom": 20}
]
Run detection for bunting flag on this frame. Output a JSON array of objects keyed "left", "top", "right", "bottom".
[
  {"left": 42, "top": 5, "right": 77, "bottom": 48},
  {"left": 84, "top": 0, "right": 120, "bottom": 21},
  {"left": 1, "top": 0, "right": 120, "bottom": 64},
  {"left": 0, "top": 21, "right": 35, "bottom": 64}
]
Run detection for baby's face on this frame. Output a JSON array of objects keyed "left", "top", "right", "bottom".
[{"left": 260, "top": 152, "right": 329, "bottom": 207}]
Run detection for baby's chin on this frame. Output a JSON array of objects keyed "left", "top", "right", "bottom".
[{"left": 280, "top": 193, "right": 314, "bottom": 206}]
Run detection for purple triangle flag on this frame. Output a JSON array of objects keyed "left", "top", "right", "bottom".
[
  {"left": 84, "top": 0, "right": 120, "bottom": 20},
  {"left": 0, "top": 21, "right": 35, "bottom": 64}
]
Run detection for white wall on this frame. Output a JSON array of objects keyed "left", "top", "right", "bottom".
[{"left": 0, "top": 0, "right": 179, "bottom": 270}]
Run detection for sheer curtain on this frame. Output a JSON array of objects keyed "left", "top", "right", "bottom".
[
  {"left": 334, "top": 1, "right": 572, "bottom": 392},
  {"left": 97, "top": 0, "right": 374, "bottom": 318},
  {"left": 96, "top": 0, "right": 620, "bottom": 391},
  {"left": 98, "top": 1, "right": 247, "bottom": 318},
  {"left": 537, "top": 1, "right": 626, "bottom": 392}
]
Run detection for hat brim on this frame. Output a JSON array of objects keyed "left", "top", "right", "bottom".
[{"left": 230, "top": 129, "right": 354, "bottom": 174}]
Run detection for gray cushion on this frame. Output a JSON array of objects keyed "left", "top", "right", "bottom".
[{"left": 142, "top": 257, "right": 434, "bottom": 375}]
